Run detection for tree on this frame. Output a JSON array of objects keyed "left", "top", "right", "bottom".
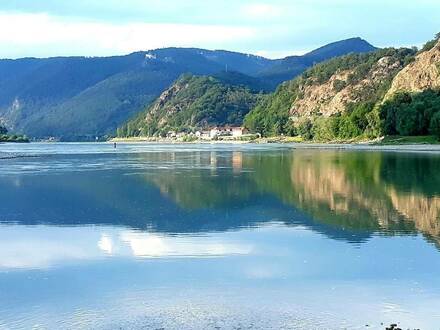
[
  {"left": 430, "top": 112, "right": 440, "bottom": 139},
  {"left": 0, "top": 125, "right": 7, "bottom": 135},
  {"left": 295, "top": 118, "right": 313, "bottom": 140},
  {"left": 396, "top": 105, "right": 420, "bottom": 136}
]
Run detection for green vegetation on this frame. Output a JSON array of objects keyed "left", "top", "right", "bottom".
[
  {"left": 1, "top": 39, "right": 372, "bottom": 140},
  {"left": 144, "top": 150, "right": 439, "bottom": 241},
  {"left": 118, "top": 74, "right": 263, "bottom": 137},
  {"left": 379, "top": 135, "right": 440, "bottom": 145},
  {"left": 419, "top": 32, "right": 440, "bottom": 53},
  {"left": 302, "top": 47, "right": 414, "bottom": 85},
  {"left": 289, "top": 89, "right": 440, "bottom": 142},
  {"left": 244, "top": 80, "right": 299, "bottom": 136},
  {"left": 117, "top": 34, "right": 438, "bottom": 143},
  {"left": 244, "top": 47, "right": 416, "bottom": 138},
  {"left": 258, "top": 37, "right": 377, "bottom": 87},
  {"left": 0, "top": 125, "right": 29, "bottom": 142},
  {"left": 380, "top": 89, "right": 440, "bottom": 139}
]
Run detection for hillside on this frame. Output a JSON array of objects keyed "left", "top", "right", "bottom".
[
  {"left": 386, "top": 39, "right": 440, "bottom": 96},
  {"left": 118, "top": 74, "right": 262, "bottom": 137},
  {"left": 0, "top": 38, "right": 376, "bottom": 140},
  {"left": 245, "top": 35, "right": 440, "bottom": 142},
  {"left": 245, "top": 47, "right": 416, "bottom": 137},
  {"left": 258, "top": 38, "right": 377, "bottom": 85}
]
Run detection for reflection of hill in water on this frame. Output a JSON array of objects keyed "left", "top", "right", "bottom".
[
  {"left": 146, "top": 150, "right": 440, "bottom": 247},
  {"left": 288, "top": 151, "right": 440, "bottom": 246},
  {"left": 1, "top": 149, "right": 439, "bottom": 247}
]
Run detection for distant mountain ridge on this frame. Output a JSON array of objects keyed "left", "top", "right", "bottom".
[
  {"left": 0, "top": 37, "right": 376, "bottom": 140},
  {"left": 257, "top": 38, "right": 377, "bottom": 85}
]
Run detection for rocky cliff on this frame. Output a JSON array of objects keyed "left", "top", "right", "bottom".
[
  {"left": 386, "top": 40, "right": 440, "bottom": 98},
  {"left": 244, "top": 48, "right": 417, "bottom": 136},
  {"left": 291, "top": 54, "right": 404, "bottom": 117}
]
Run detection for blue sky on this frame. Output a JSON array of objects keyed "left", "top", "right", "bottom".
[{"left": 1, "top": 0, "right": 439, "bottom": 59}]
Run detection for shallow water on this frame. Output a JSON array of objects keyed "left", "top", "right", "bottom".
[{"left": 1, "top": 143, "right": 440, "bottom": 329}]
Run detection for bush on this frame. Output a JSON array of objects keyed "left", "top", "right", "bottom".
[
  {"left": 312, "top": 117, "right": 339, "bottom": 141},
  {"left": 396, "top": 106, "right": 420, "bottom": 135},
  {"left": 295, "top": 118, "right": 314, "bottom": 140},
  {"left": 430, "top": 112, "right": 440, "bottom": 138},
  {"left": 419, "top": 32, "right": 440, "bottom": 53},
  {"left": 365, "top": 107, "right": 382, "bottom": 138},
  {"left": 337, "top": 116, "right": 360, "bottom": 139},
  {"left": 380, "top": 89, "right": 440, "bottom": 137}
]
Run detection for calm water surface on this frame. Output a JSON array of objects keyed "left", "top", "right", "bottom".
[{"left": 1, "top": 143, "right": 440, "bottom": 329}]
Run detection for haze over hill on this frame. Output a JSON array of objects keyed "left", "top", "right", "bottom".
[{"left": 0, "top": 37, "right": 376, "bottom": 140}]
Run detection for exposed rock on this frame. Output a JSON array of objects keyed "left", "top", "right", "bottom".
[
  {"left": 290, "top": 56, "right": 403, "bottom": 118},
  {"left": 145, "top": 80, "right": 189, "bottom": 127},
  {"left": 386, "top": 40, "right": 440, "bottom": 98}
]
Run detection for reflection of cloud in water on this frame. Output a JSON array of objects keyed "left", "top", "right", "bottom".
[
  {"left": 120, "top": 232, "right": 252, "bottom": 258},
  {"left": 0, "top": 225, "right": 253, "bottom": 270},
  {"left": 98, "top": 234, "right": 114, "bottom": 255}
]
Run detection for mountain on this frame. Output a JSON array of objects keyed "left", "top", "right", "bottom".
[
  {"left": 245, "top": 35, "right": 440, "bottom": 141},
  {"left": 0, "top": 38, "right": 376, "bottom": 140},
  {"left": 118, "top": 74, "right": 263, "bottom": 137},
  {"left": 257, "top": 37, "right": 377, "bottom": 86},
  {"left": 385, "top": 39, "right": 440, "bottom": 97}
]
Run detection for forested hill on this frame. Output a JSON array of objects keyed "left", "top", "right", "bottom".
[
  {"left": 0, "top": 38, "right": 375, "bottom": 140},
  {"left": 117, "top": 74, "right": 263, "bottom": 137},
  {"left": 244, "top": 34, "right": 440, "bottom": 141}
]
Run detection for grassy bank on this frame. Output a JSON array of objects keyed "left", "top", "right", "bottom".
[{"left": 377, "top": 135, "right": 440, "bottom": 145}]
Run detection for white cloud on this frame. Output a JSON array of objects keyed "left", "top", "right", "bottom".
[
  {"left": 0, "top": 12, "right": 256, "bottom": 58},
  {"left": 242, "top": 3, "right": 283, "bottom": 19}
]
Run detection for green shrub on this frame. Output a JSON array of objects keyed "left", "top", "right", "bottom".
[
  {"left": 312, "top": 117, "right": 339, "bottom": 141},
  {"left": 379, "top": 89, "right": 440, "bottom": 137},
  {"left": 337, "top": 116, "right": 360, "bottom": 139},
  {"left": 430, "top": 112, "right": 440, "bottom": 138},
  {"left": 295, "top": 118, "right": 314, "bottom": 140}
]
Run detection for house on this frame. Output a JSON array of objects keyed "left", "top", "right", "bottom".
[
  {"left": 210, "top": 128, "right": 220, "bottom": 138},
  {"left": 209, "top": 126, "right": 248, "bottom": 138},
  {"left": 166, "top": 131, "right": 176, "bottom": 138},
  {"left": 176, "top": 132, "right": 186, "bottom": 138},
  {"left": 231, "top": 127, "right": 248, "bottom": 137}
]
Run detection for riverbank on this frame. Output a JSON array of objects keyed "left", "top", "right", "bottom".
[
  {"left": 110, "top": 135, "right": 440, "bottom": 146},
  {"left": 107, "top": 135, "right": 440, "bottom": 153}
]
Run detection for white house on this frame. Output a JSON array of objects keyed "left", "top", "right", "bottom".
[
  {"left": 231, "top": 127, "right": 248, "bottom": 137},
  {"left": 209, "top": 126, "right": 248, "bottom": 138},
  {"left": 210, "top": 128, "right": 220, "bottom": 138}
]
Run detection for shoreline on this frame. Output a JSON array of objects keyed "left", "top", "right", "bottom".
[
  {"left": 109, "top": 136, "right": 440, "bottom": 151},
  {"left": 2, "top": 139, "right": 440, "bottom": 154},
  {"left": 106, "top": 141, "right": 440, "bottom": 153}
]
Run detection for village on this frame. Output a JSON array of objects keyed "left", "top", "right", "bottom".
[{"left": 165, "top": 126, "right": 257, "bottom": 141}]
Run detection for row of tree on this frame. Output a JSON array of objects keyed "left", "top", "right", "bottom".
[
  {"left": 275, "top": 89, "right": 440, "bottom": 142},
  {"left": 0, "top": 125, "right": 30, "bottom": 142}
]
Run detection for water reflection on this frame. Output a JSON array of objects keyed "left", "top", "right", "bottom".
[
  {"left": 0, "top": 148, "right": 439, "bottom": 247},
  {"left": 141, "top": 149, "right": 440, "bottom": 247},
  {"left": 1, "top": 145, "right": 440, "bottom": 328},
  {"left": 0, "top": 225, "right": 252, "bottom": 270}
]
